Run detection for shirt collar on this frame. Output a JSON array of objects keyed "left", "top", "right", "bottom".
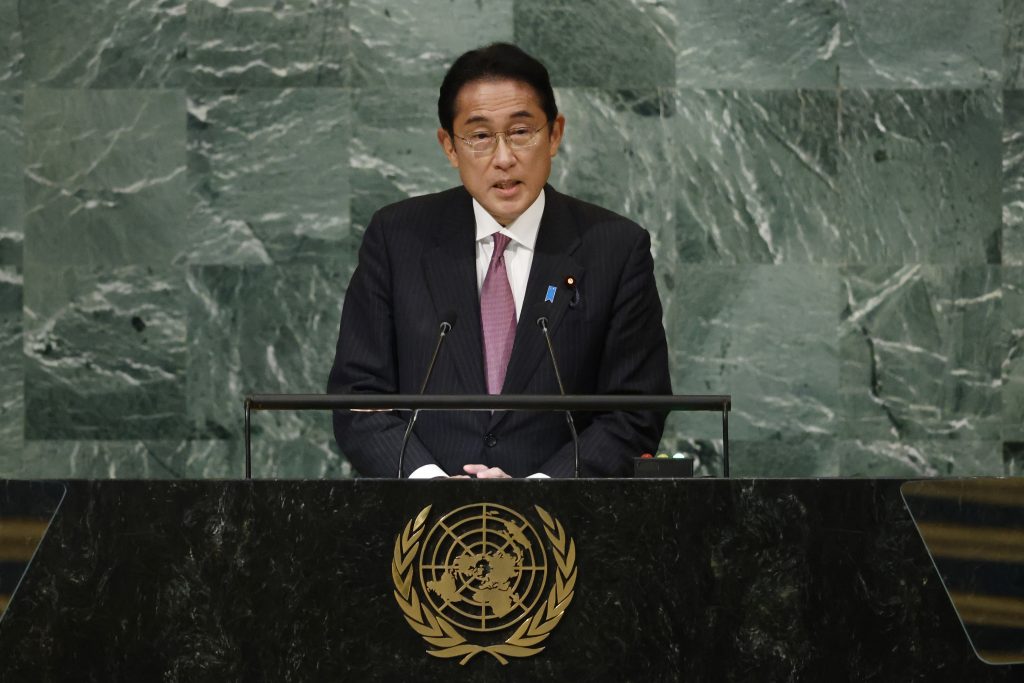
[{"left": 473, "top": 188, "right": 545, "bottom": 250}]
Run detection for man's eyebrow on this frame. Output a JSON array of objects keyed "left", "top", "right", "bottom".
[{"left": 463, "top": 110, "right": 537, "bottom": 125}]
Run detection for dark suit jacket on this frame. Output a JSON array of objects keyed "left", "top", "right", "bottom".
[{"left": 327, "top": 184, "right": 671, "bottom": 478}]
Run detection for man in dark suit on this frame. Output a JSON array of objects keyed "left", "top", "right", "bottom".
[{"left": 327, "top": 43, "right": 671, "bottom": 478}]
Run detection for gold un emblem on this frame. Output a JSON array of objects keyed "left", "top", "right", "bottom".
[{"left": 391, "top": 503, "right": 577, "bottom": 665}]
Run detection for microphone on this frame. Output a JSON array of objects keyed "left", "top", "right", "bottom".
[
  {"left": 397, "top": 311, "right": 457, "bottom": 478},
  {"left": 533, "top": 302, "right": 581, "bottom": 478}
]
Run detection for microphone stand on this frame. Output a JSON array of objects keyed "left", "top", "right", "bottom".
[
  {"left": 396, "top": 318, "right": 453, "bottom": 478},
  {"left": 537, "top": 315, "right": 581, "bottom": 479}
]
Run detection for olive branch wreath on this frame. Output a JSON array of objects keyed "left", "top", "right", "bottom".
[{"left": 391, "top": 504, "right": 577, "bottom": 665}]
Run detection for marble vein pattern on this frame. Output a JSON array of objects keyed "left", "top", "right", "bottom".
[
  {"left": 838, "top": 0, "right": 1001, "bottom": 88},
  {"left": 250, "top": 437, "right": 351, "bottom": 479},
  {"left": 1007, "top": 0, "right": 1024, "bottom": 88},
  {"left": 675, "top": 0, "right": 839, "bottom": 89},
  {"left": 730, "top": 436, "right": 839, "bottom": 477},
  {"left": 1005, "top": 267, "right": 1024, "bottom": 441},
  {"left": 24, "top": 89, "right": 188, "bottom": 267},
  {"left": 514, "top": 0, "right": 677, "bottom": 87},
  {"left": 0, "top": 92, "right": 22, "bottom": 268},
  {"left": 837, "top": 439, "right": 1005, "bottom": 477},
  {"left": 350, "top": 87, "right": 460, "bottom": 232},
  {"left": 0, "top": 0, "right": 22, "bottom": 86},
  {"left": 187, "top": 0, "right": 351, "bottom": 88},
  {"left": 0, "top": 267, "right": 23, "bottom": 453},
  {"left": 662, "top": 265, "right": 839, "bottom": 441},
  {"left": 1004, "top": 89, "right": 1024, "bottom": 265},
  {"left": 185, "top": 264, "right": 347, "bottom": 452},
  {"left": 840, "top": 266, "right": 1003, "bottom": 441},
  {"left": 20, "top": 0, "right": 186, "bottom": 88},
  {"left": 3, "top": 440, "right": 236, "bottom": 478},
  {"left": 186, "top": 88, "right": 351, "bottom": 265},
  {"left": 840, "top": 89, "right": 1002, "bottom": 265},
  {"left": 350, "top": 0, "right": 513, "bottom": 87},
  {"left": 553, "top": 89, "right": 675, "bottom": 268},
  {"left": 23, "top": 265, "right": 188, "bottom": 440},
  {"left": 671, "top": 89, "right": 841, "bottom": 263},
  {"left": 0, "top": 0, "right": 1019, "bottom": 478}
]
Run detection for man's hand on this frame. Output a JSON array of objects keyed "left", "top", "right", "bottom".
[{"left": 463, "top": 464, "right": 512, "bottom": 479}]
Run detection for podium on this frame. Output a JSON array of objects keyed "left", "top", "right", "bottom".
[{"left": 0, "top": 478, "right": 1019, "bottom": 681}]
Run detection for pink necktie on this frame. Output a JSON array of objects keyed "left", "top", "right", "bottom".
[{"left": 480, "top": 233, "right": 516, "bottom": 394}]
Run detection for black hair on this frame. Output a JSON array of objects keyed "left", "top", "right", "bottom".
[{"left": 438, "top": 43, "right": 558, "bottom": 135}]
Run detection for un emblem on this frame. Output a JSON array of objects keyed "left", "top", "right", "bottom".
[{"left": 391, "top": 503, "right": 577, "bottom": 665}]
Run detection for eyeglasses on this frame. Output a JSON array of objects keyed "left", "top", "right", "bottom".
[{"left": 452, "top": 123, "right": 548, "bottom": 156}]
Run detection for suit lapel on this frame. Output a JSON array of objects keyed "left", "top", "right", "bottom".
[
  {"left": 491, "top": 188, "right": 583, "bottom": 428},
  {"left": 421, "top": 190, "right": 488, "bottom": 395}
]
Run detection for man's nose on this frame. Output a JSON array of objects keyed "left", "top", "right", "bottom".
[{"left": 491, "top": 134, "right": 516, "bottom": 168}]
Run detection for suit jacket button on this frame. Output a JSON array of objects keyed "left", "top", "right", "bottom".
[{"left": 484, "top": 433, "right": 497, "bottom": 448}]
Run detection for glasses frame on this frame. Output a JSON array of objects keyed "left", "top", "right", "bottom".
[{"left": 452, "top": 122, "right": 550, "bottom": 157}]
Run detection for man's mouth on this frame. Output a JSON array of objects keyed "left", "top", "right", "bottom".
[{"left": 493, "top": 180, "right": 521, "bottom": 191}]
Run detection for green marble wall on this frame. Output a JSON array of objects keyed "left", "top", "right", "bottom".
[{"left": 0, "top": 0, "right": 1020, "bottom": 479}]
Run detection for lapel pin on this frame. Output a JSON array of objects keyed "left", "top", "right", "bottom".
[{"left": 545, "top": 285, "right": 556, "bottom": 303}]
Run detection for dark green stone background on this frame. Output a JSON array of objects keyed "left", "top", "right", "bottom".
[{"left": 0, "top": 0, "right": 1021, "bottom": 478}]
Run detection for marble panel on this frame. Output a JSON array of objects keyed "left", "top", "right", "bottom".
[
  {"left": 187, "top": 0, "right": 350, "bottom": 88},
  {"left": 730, "top": 437, "right": 840, "bottom": 477},
  {"left": 1008, "top": 0, "right": 1024, "bottom": 88},
  {"left": 23, "top": 89, "right": 187, "bottom": 268},
  {"left": 251, "top": 438, "right": 351, "bottom": 479},
  {"left": 350, "top": 88, "right": 460, "bottom": 233},
  {"left": 20, "top": 0, "right": 186, "bottom": 88},
  {"left": 1, "top": 440, "right": 238, "bottom": 479},
  {"left": 0, "top": 92, "right": 21, "bottom": 268},
  {"left": 185, "top": 264, "right": 350, "bottom": 443},
  {"left": 0, "top": 0, "right": 21, "bottom": 86},
  {"left": 839, "top": 0, "right": 1001, "bottom": 88},
  {"left": 514, "top": 0, "right": 677, "bottom": 87},
  {"left": 840, "top": 89, "right": 1001, "bottom": 265},
  {"left": 1005, "top": 267, "right": 1024, "bottom": 441},
  {"left": 552, "top": 89, "right": 675, "bottom": 269},
  {"left": 350, "top": 0, "right": 512, "bottom": 87},
  {"left": 839, "top": 266, "right": 1003, "bottom": 441},
  {"left": 186, "top": 88, "right": 351, "bottom": 266},
  {"left": 23, "top": 265, "right": 188, "bottom": 440},
  {"left": 1005, "top": 90, "right": 1024, "bottom": 265},
  {"left": 663, "top": 265, "right": 839, "bottom": 441},
  {"left": 671, "top": 89, "right": 841, "bottom": 264},
  {"left": 675, "top": 0, "right": 838, "bottom": 89},
  {"left": 0, "top": 267, "right": 22, "bottom": 453},
  {"left": 837, "top": 439, "right": 1005, "bottom": 477}
]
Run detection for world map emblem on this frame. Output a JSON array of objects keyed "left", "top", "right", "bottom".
[{"left": 391, "top": 503, "right": 577, "bottom": 665}]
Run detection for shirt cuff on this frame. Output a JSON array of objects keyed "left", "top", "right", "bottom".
[
  {"left": 526, "top": 473, "right": 550, "bottom": 479},
  {"left": 409, "top": 464, "right": 448, "bottom": 479}
]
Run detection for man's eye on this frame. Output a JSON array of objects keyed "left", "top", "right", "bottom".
[
  {"left": 508, "top": 127, "right": 532, "bottom": 139},
  {"left": 469, "top": 132, "right": 493, "bottom": 143}
]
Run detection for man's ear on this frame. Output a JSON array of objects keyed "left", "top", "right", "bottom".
[
  {"left": 437, "top": 128, "right": 459, "bottom": 168},
  {"left": 548, "top": 114, "right": 566, "bottom": 158}
]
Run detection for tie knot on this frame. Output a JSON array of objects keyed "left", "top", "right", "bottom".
[{"left": 491, "top": 232, "right": 511, "bottom": 257}]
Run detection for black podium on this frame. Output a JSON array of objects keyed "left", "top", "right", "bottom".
[{"left": 1, "top": 478, "right": 1020, "bottom": 681}]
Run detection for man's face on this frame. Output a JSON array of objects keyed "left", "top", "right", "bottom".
[{"left": 438, "top": 79, "right": 565, "bottom": 226}]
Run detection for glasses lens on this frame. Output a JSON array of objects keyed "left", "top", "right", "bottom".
[{"left": 462, "top": 124, "right": 546, "bottom": 155}]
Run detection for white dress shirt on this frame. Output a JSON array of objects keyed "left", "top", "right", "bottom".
[{"left": 410, "top": 190, "right": 549, "bottom": 479}]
